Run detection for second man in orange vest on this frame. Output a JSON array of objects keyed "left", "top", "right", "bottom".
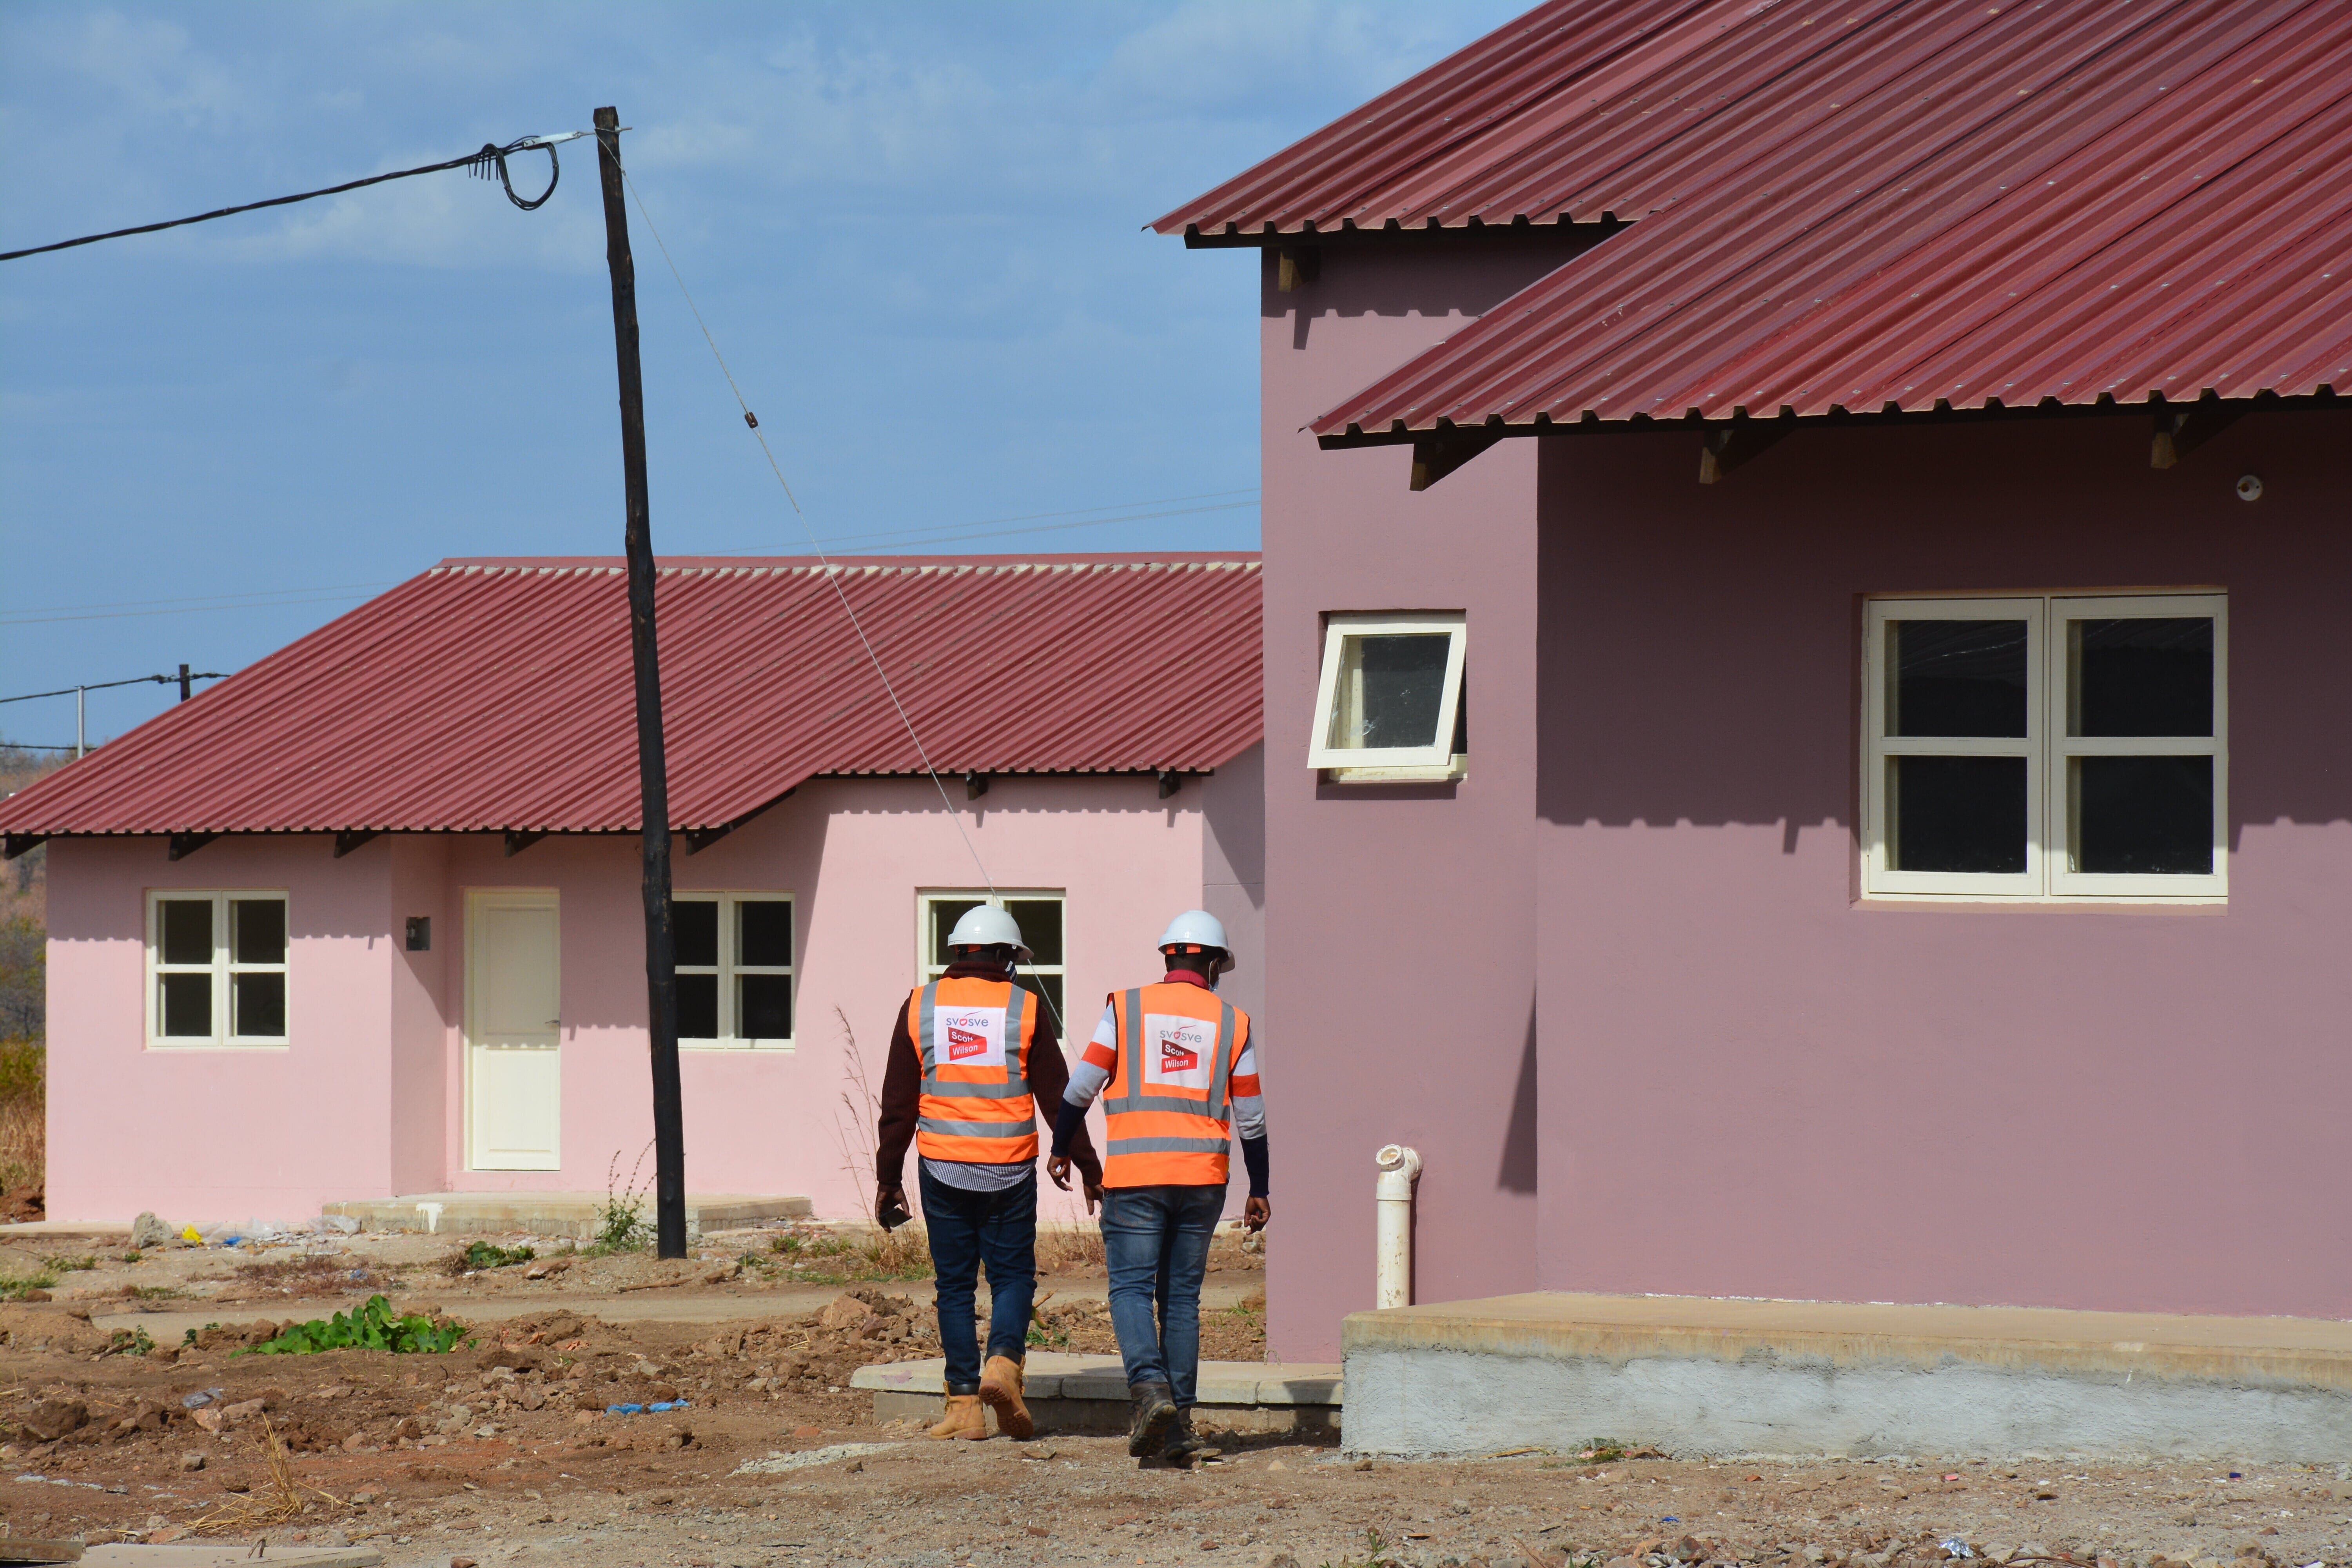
[{"left": 1048, "top": 909, "right": 1269, "bottom": 1463}]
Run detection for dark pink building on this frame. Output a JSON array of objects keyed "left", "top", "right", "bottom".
[{"left": 1159, "top": 0, "right": 2352, "bottom": 1370}]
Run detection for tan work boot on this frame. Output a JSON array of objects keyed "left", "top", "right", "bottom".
[
  {"left": 978, "top": 1354, "right": 1033, "bottom": 1440},
  {"left": 927, "top": 1392, "right": 987, "bottom": 1440}
]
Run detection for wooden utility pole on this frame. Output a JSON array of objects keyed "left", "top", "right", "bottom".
[{"left": 593, "top": 105, "right": 687, "bottom": 1260}]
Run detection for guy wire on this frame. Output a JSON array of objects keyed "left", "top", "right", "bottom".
[{"left": 617, "top": 162, "right": 1066, "bottom": 1031}]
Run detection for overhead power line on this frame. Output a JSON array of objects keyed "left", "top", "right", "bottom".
[
  {"left": 0, "top": 671, "right": 223, "bottom": 706},
  {"left": 0, "top": 131, "right": 592, "bottom": 263}
]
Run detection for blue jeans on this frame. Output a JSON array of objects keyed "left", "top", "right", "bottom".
[
  {"left": 919, "top": 1165, "right": 1037, "bottom": 1394},
  {"left": 1100, "top": 1183, "right": 1225, "bottom": 1407}
]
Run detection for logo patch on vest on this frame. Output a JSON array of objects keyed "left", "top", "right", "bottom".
[
  {"left": 1143, "top": 1013, "right": 1215, "bottom": 1091},
  {"left": 934, "top": 1006, "right": 1007, "bottom": 1070}
]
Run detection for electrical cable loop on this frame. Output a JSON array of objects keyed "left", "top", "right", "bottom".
[{"left": 467, "top": 136, "right": 562, "bottom": 211}]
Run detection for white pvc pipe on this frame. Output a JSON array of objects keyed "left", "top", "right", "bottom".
[{"left": 1374, "top": 1143, "right": 1421, "bottom": 1309}]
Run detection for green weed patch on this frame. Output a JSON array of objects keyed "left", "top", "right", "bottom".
[
  {"left": 456, "top": 1241, "right": 535, "bottom": 1271},
  {"left": 235, "top": 1294, "right": 470, "bottom": 1356},
  {"left": 0, "top": 1270, "right": 56, "bottom": 1301}
]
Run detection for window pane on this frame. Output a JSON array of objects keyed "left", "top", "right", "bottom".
[
  {"left": 675, "top": 900, "right": 719, "bottom": 969},
  {"left": 678, "top": 973, "right": 719, "bottom": 1040},
  {"left": 160, "top": 972, "right": 212, "bottom": 1036},
  {"left": 2074, "top": 756, "right": 2213, "bottom": 875},
  {"left": 232, "top": 898, "right": 286, "bottom": 965},
  {"left": 1017, "top": 972, "right": 1064, "bottom": 1026},
  {"left": 1327, "top": 632, "right": 1450, "bottom": 751},
  {"left": 738, "top": 900, "right": 792, "bottom": 968},
  {"left": 1890, "top": 620, "right": 2028, "bottom": 737},
  {"left": 160, "top": 899, "right": 212, "bottom": 966},
  {"left": 1891, "top": 755, "right": 2027, "bottom": 873},
  {"left": 739, "top": 973, "right": 793, "bottom": 1040},
  {"left": 929, "top": 899, "right": 985, "bottom": 965},
  {"left": 1005, "top": 899, "right": 1062, "bottom": 967},
  {"left": 232, "top": 971, "right": 286, "bottom": 1037},
  {"left": 2072, "top": 618, "right": 2213, "bottom": 737}
]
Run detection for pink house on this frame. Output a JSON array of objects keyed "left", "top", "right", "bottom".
[
  {"left": 0, "top": 553, "right": 1264, "bottom": 1229},
  {"left": 1154, "top": 0, "right": 2352, "bottom": 1400}
]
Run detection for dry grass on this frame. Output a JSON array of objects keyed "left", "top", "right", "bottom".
[
  {"left": 0, "top": 1036, "right": 44, "bottom": 1211},
  {"left": 230, "top": 1253, "right": 381, "bottom": 1300},
  {"left": 1035, "top": 1226, "right": 1107, "bottom": 1274},
  {"left": 185, "top": 1413, "right": 345, "bottom": 1536},
  {"left": 763, "top": 1222, "right": 932, "bottom": 1283}
]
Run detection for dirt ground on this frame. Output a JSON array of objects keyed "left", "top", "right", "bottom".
[{"left": 2, "top": 1229, "right": 2347, "bottom": 1568}]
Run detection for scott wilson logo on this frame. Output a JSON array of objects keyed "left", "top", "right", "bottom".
[
  {"left": 948, "top": 1025, "right": 990, "bottom": 1062},
  {"left": 1158, "top": 1034, "right": 1201, "bottom": 1074}
]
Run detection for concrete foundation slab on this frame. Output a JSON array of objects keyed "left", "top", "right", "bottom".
[
  {"left": 0, "top": 1221, "right": 135, "bottom": 1240},
  {"left": 1343, "top": 1292, "right": 2352, "bottom": 1461},
  {"left": 851, "top": 1354, "right": 1341, "bottom": 1438},
  {"left": 321, "top": 1192, "right": 810, "bottom": 1241},
  {"left": 80, "top": 1546, "right": 383, "bottom": 1566}
]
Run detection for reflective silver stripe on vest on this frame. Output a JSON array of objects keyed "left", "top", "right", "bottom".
[
  {"left": 1105, "top": 1136, "right": 1230, "bottom": 1155},
  {"left": 1207, "top": 998, "right": 1237, "bottom": 1124},
  {"left": 915, "top": 979, "right": 1032, "bottom": 1098},
  {"left": 919, "top": 1116, "right": 1038, "bottom": 1139},
  {"left": 1104, "top": 987, "right": 1237, "bottom": 1127},
  {"left": 1103, "top": 988, "right": 1147, "bottom": 1113}
]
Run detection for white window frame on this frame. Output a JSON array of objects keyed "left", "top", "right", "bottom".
[
  {"left": 145, "top": 889, "right": 289, "bottom": 1048},
  {"left": 1862, "top": 592, "right": 2226, "bottom": 902},
  {"left": 673, "top": 891, "right": 796, "bottom": 1050},
  {"left": 917, "top": 889, "right": 1066, "bottom": 1024},
  {"left": 2047, "top": 593, "right": 2228, "bottom": 900},
  {"left": 1307, "top": 611, "right": 1468, "bottom": 777}
]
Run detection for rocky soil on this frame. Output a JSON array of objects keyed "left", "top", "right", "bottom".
[{"left": 0, "top": 1230, "right": 2343, "bottom": 1568}]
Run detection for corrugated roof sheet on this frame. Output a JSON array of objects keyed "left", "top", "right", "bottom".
[
  {"left": 1152, "top": 0, "right": 1748, "bottom": 238},
  {"left": 0, "top": 553, "right": 1263, "bottom": 838},
  {"left": 1159, "top": 0, "right": 2352, "bottom": 433}
]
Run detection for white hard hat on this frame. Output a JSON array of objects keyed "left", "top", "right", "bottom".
[
  {"left": 1156, "top": 909, "right": 1234, "bottom": 971},
  {"left": 945, "top": 903, "right": 1032, "bottom": 964}
]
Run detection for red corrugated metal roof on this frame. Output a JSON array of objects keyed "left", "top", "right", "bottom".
[
  {"left": 0, "top": 553, "right": 1263, "bottom": 838},
  {"left": 1152, "top": 0, "right": 1751, "bottom": 238},
  {"left": 1160, "top": 0, "right": 2352, "bottom": 433}
]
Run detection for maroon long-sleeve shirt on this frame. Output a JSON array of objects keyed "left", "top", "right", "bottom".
[{"left": 875, "top": 961, "right": 1102, "bottom": 1188}]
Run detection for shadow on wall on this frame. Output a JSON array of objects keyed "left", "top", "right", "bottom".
[
  {"left": 1262, "top": 232, "right": 1610, "bottom": 350},
  {"left": 1532, "top": 414, "right": 2352, "bottom": 841},
  {"left": 1497, "top": 1001, "right": 1536, "bottom": 1194}
]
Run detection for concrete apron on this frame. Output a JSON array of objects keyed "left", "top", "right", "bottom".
[
  {"left": 851, "top": 1353, "right": 1342, "bottom": 1439},
  {"left": 1343, "top": 1292, "right": 2352, "bottom": 1461},
  {"left": 321, "top": 1192, "right": 811, "bottom": 1241}
]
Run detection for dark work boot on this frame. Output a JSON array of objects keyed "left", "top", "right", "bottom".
[
  {"left": 1126, "top": 1381, "right": 1177, "bottom": 1459},
  {"left": 1158, "top": 1405, "right": 1208, "bottom": 1463}
]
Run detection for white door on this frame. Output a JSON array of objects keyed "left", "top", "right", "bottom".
[{"left": 467, "top": 891, "right": 562, "bottom": 1171}]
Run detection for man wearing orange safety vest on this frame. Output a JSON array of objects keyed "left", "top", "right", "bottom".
[
  {"left": 1048, "top": 909, "right": 1269, "bottom": 1463},
  {"left": 877, "top": 904, "right": 1103, "bottom": 1441}
]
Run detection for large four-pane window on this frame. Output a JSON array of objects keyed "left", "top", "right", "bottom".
[
  {"left": 1863, "top": 593, "right": 2225, "bottom": 900},
  {"left": 675, "top": 893, "right": 795, "bottom": 1048},
  {"left": 147, "top": 891, "right": 289, "bottom": 1045}
]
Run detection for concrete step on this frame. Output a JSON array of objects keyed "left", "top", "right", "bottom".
[
  {"left": 1343, "top": 1290, "right": 2352, "bottom": 1461},
  {"left": 87, "top": 1279, "right": 1263, "bottom": 1341},
  {"left": 321, "top": 1192, "right": 810, "bottom": 1241},
  {"left": 852, "top": 1353, "right": 1341, "bottom": 1437},
  {"left": 79, "top": 1547, "right": 383, "bottom": 1566}
]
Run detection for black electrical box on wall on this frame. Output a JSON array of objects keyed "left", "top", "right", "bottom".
[{"left": 405, "top": 917, "right": 431, "bottom": 952}]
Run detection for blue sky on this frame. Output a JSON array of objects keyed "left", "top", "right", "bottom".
[{"left": 1, "top": 0, "right": 1519, "bottom": 748}]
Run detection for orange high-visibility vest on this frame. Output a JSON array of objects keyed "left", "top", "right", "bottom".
[
  {"left": 912, "top": 976, "right": 1039, "bottom": 1164},
  {"left": 1100, "top": 982, "right": 1248, "bottom": 1187}
]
